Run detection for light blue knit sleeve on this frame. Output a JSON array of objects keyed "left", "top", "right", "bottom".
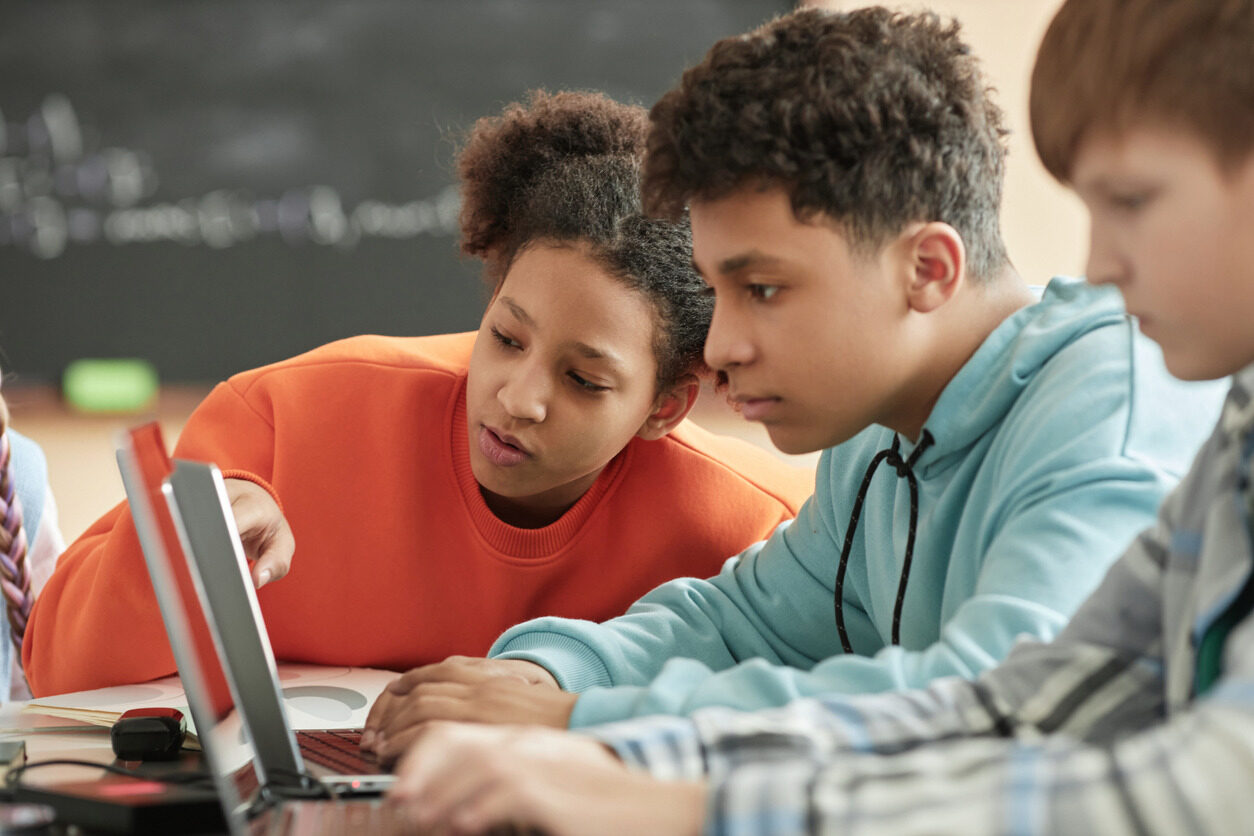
[
  {"left": 489, "top": 454, "right": 850, "bottom": 694},
  {"left": 496, "top": 324, "right": 1223, "bottom": 728}
]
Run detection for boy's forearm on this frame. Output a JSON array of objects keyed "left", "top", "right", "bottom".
[
  {"left": 701, "top": 693, "right": 1252, "bottom": 836},
  {"left": 491, "top": 516, "right": 843, "bottom": 696}
]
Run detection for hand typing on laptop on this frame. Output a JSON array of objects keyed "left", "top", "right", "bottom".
[
  {"left": 362, "top": 656, "right": 571, "bottom": 764},
  {"left": 222, "top": 478, "right": 294, "bottom": 589},
  {"left": 387, "top": 721, "right": 706, "bottom": 836}
]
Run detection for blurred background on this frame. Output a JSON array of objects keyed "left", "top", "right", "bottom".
[{"left": 1, "top": 0, "right": 1076, "bottom": 542}]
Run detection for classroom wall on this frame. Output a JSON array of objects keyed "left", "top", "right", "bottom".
[
  {"left": 7, "top": 0, "right": 1082, "bottom": 542},
  {"left": 2, "top": 1, "right": 1083, "bottom": 387},
  {"left": 0, "top": 1, "right": 790, "bottom": 385}
]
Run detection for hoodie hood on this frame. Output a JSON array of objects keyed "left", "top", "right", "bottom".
[{"left": 903, "top": 277, "right": 1127, "bottom": 470}]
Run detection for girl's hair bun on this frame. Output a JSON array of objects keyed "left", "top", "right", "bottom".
[{"left": 457, "top": 89, "right": 649, "bottom": 281}]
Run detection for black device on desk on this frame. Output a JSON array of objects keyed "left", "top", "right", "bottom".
[
  {"left": 111, "top": 708, "right": 187, "bottom": 762},
  {"left": 12, "top": 776, "right": 223, "bottom": 835},
  {"left": 6, "top": 731, "right": 223, "bottom": 835}
]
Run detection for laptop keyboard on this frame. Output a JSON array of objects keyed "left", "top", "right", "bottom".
[
  {"left": 296, "top": 729, "right": 386, "bottom": 775},
  {"left": 233, "top": 729, "right": 385, "bottom": 803}
]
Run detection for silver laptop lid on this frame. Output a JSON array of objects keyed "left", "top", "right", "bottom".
[
  {"left": 116, "top": 428, "right": 250, "bottom": 835},
  {"left": 163, "top": 459, "right": 310, "bottom": 787}
]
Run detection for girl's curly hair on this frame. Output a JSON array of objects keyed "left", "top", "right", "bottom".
[{"left": 457, "top": 90, "right": 712, "bottom": 391}]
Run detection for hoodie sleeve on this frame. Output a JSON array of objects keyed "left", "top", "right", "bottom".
[
  {"left": 555, "top": 451, "right": 1174, "bottom": 727},
  {"left": 490, "top": 454, "right": 852, "bottom": 695},
  {"left": 22, "top": 379, "right": 278, "bottom": 696}
]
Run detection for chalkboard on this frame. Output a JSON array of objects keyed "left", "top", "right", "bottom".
[{"left": 0, "top": 1, "right": 785, "bottom": 383}]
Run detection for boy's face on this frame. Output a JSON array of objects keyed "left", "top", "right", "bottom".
[
  {"left": 1073, "top": 126, "right": 1254, "bottom": 380},
  {"left": 691, "top": 186, "right": 919, "bottom": 454}
]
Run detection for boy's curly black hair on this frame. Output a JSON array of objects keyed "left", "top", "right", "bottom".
[
  {"left": 644, "top": 6, "right": 1010, "bottom": 280},
  {"left": 457, "top": 90, "right": 712, "bottom": 392}
]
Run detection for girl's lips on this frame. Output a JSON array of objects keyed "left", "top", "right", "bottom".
[{"left": 478, "top": 426, "right": 530, "bottom": 467}]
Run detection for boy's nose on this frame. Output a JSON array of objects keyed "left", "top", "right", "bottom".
[
  {"left": 1084, "top": 220, "right": 1126, "bottom": 288},
  {"left": 704, "top": 304, "right": 755, "bottom": 370}
]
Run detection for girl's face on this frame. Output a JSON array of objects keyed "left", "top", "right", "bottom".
[{"left": 465, "top": 242, "right": 664, "bottom": 527}]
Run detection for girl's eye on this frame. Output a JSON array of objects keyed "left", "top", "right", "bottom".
[
  {"left": 491, "top": 327, "right": 522, "bottom": 350},
  {"left": 748, "top": 284, "right": 779, "bottom": 301},
  {"left": 568, "top": 371, "right": 610, "bottom": 393}
]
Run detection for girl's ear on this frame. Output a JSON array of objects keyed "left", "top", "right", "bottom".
[{"left": 637, "top": 375, "right": 700, "bottom": 441}]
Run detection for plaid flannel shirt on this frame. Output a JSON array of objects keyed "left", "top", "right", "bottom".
[{"left": 592, "top": 364, "right": 1254, "bottom": 835}]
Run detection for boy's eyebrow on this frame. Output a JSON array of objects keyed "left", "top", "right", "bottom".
[
  {"left": 1074, "top": 171, "right": 1152, "bottom": 197},
  {"left": 716, "top": 251, "right": 783, "bottom": 275}
]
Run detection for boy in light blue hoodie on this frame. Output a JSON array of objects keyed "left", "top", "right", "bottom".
[{"left": 361, "top": 7, "right": 1225, "bottom": 756}]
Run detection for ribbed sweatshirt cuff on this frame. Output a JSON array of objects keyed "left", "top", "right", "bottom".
[
  {"left": 569, "top": 685, "right": 652, "bottom": 728},
  {"left": 489, "top": 632, "right": 614, "bottom": 694},
  {"left": 219, "top": 468, "right": 285, "bottom": 515}
]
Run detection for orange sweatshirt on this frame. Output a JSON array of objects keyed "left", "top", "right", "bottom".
[{"left": 25, "top": 333, "right": 813, "bottom": 696}]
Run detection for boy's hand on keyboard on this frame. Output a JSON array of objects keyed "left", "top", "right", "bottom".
[
  {"left": 363, "top": 656, "right": 559, "bottom": 752},
  {"left": 388, "top": 722, "right": 706, "bottom": 836},
  {"left": 224, "top": 478, "right": 295, "bottom": 589},
  {"left": 388, "top": 657, "right": 560, "bottom": 693},
  {"left": 366, "top": 677, "right": 578, "bottom": 764}
]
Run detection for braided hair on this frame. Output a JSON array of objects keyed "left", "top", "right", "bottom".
[{"left": 0, "top": 392, "right": 33, "bottom": 659}]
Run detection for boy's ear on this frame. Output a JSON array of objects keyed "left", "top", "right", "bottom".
[
  {"left": 902, "top": 222, "right": 966, "bottom": 313},
  {"left": 637, "top": 375, "right": 700, "bottom": 441}
]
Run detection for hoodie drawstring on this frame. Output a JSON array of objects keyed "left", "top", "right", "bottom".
[{"left": 834, "top": 429, "right": 935, "bottom": 653}]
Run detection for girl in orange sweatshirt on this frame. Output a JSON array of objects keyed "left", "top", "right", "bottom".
[{"left": 23, "top": 91, "right": 813, "bottom": 696}]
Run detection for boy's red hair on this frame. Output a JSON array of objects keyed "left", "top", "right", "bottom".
[{"left": 1031, "top": 0, "right": 1254, "bottom": 182}]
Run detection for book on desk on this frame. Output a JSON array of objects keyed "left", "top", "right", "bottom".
[{"left": 20, "top": 663, "right": 397, "bottom": 751}]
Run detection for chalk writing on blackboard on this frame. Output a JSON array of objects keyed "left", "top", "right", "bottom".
[{"left": 0, "top": 94, "right": 460, "bottom": 260}]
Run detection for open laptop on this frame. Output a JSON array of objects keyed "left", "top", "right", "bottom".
[{"left": 118, "top": 423, "right": 404, "bottom": 834}]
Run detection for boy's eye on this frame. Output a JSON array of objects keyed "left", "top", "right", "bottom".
[
  {"left": 747, "top": 284, "right": 779, "bottom": 301},
  {"left": 1109, "top": 189, "right": 1157, "bottom": 212},
  {"left": 568, "top": 371, "right": 610, "bottom": 393},
  {"left": 491, "top": 327, "right": 522, "bottom": 350}
]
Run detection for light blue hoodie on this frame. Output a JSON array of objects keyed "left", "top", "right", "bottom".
[{"left": 490, "top": 278, "right": 1227, "bottom": 728}]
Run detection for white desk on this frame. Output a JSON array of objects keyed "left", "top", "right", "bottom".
[{"left": 0, "top": 664, "right": 397, "bottom": 833}]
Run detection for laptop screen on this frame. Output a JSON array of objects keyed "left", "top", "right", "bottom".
[
  {"left": 164, "top": 458, "right": 308, "bottom": 786},
  {"left": 118, "top": 422, "right": 235, "bottom": 720},
  {"left": 117, "top": 423, "right": 254, "bottom": 831}
]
